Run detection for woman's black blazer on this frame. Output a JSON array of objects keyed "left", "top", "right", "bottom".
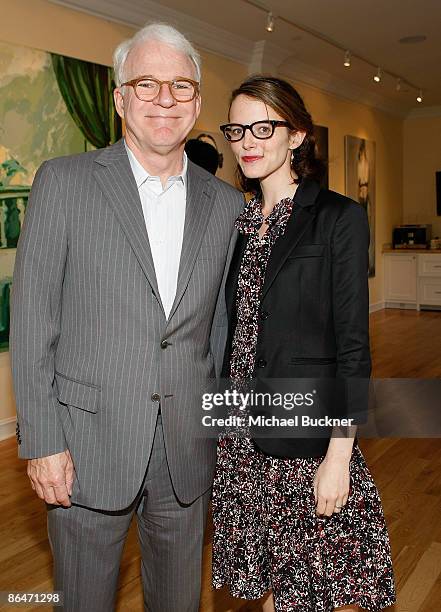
[{"left": 221, "top": 178, "right": 371, "bottom": 458}]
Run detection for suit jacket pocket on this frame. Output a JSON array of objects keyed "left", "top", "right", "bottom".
[
  {"left": 289, "top": 357, "right": 336, "bottom": 364},
  {"left": 54, "top": 371, "right": 100, "bottom": 413},
  {"left": 288, "top": 244, "right": 325, "bottom": 259}
]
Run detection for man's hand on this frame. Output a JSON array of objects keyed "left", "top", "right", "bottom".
[{"left": 27, "top": 450, "right": 74, "bottom": 507}]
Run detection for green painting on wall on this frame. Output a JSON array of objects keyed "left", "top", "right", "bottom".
[{"left": 0, "top": 40, "right": 121, "bottom": 351}]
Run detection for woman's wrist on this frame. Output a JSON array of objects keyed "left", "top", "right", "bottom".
[
  {"left": 325, "top": 431, "right": 356, "bottom": 464},
  {"left": 324, "top": 449, "right": 352, "bottom": 466}
]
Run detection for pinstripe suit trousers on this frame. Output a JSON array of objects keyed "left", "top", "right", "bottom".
[{"left": 47, "top": 414, "right": 211, "bottom": 612}]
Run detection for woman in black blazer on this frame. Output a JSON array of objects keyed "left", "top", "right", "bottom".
[{"left": 211, "top": 76, "right": 395, "bottom": 612}]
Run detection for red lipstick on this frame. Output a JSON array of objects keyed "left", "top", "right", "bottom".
[{"left": 242, "top": 156, "right": 262, "bottom": 163}]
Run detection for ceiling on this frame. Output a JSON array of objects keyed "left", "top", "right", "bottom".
[{"left": 51, "top": 0, "right": 441, "bottom": 116}]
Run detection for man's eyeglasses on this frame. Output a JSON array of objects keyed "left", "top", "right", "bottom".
[
  {"left": 121, "top": 76, "right": 200, "bottom": 102},
  {"left": 220, "top": 120, "right": 290, "bottom": 142}
]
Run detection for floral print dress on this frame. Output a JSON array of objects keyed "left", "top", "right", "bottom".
[{"left": 211, "top": 192, "right": 396, "bottom": 612}]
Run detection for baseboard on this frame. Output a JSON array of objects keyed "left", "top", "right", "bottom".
[
  {"left": 384, "top": 301, "right": 417, "bottom": 310},
  {"left": 0, "top": 416, "right": 16, "bottom": 441},
  {"left": 369, "top": 301, "right": 385, "bottom": 313},
  {"left": 420, "top": 304, "right": 441, "bottom": 311}
]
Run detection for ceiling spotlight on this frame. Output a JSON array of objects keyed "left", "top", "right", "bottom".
[
  {"left": 266, "top": 11, "right": 275, "bottom": 32},
  {"left": 399, "top": 35, "right": 427, "bottom": 44},
  {"left": 416, "top": 89, "right": 423, "bottom": 103},
  {"left": 344, "top": 50, "right": 351, "bottom": 67},
  {"left": 396, "top": 78, "right": 401, "bottom": 92},
  {"left": 373, "top": 67, "right": 382, "bottom": 83}
]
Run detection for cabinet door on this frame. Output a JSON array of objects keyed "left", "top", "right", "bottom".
[{"left": 384, "top": 255, "right": 417, "bottom": 302}]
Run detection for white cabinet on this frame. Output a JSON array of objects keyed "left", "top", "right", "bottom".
[
  {"left": 384, "top": 252, "right": 441, "bottom": 310},
  {"left": 419, "top": 279, "right": 441, "bottom": 305},
  {"left": 418, "top": 254, "right": 441, "bottom": 278},
  {"left": 418, "top": 254, "right": 441, "bottom": 308},
  {"left": 384, "top": 254, "right": 417, "bottom": 305}
]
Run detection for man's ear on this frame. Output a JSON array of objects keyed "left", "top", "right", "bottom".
[
  {"left": 114, "top": 88, "right": 125, "bottom": 120},
  {"left": 290, "top": 130, "right": 306, "bottom": 150},
  {"left": 195, "top": 94, "right": 202, "bottom": 120}
]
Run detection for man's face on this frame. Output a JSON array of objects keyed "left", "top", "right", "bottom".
[{"left": 114, "top": 40, "right": 201, "bottom": 154}]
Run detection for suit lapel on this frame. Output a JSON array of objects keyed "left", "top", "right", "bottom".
[
  {"left": 93, "top": 140, "right": 164, "bottom": 314},
  {"left": 261, "top": 179, "right": 321, "bottom": 301},
  {"left": 166, "top": 161, "right": 215, "bottom": 323}
]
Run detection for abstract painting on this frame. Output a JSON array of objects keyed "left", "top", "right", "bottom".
[
  {"left": 0, "top": 40, "right": 120, "bottom": 350},
  {"left": 188, "top": 129, "right": 237, "bottom": 186},
  {"left": 313, "top": 124, "right": 329, "bottom": 189},
  {"left": 345, "top": 135, "right": 376, "bottom": 277}
]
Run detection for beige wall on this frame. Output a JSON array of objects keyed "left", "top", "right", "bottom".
[
  {"left": 0, "top": 0, "right": 404, "bottom": 429},
  {"left": 291, "top": 83, "right": 403, "bottom": 306},
  {"left": 0, "top": 0, "right": 134, "bottom": 64},
  {"left": 403, "top": 115, "right": 441, "bottom": 236}
]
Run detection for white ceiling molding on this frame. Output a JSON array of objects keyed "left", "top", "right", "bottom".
[
  {"left": 406, "top": 105, "right": 441, "bottom": 119},
  {"left": 50, "top": 0, "right": 251, "bottom": 64},
  {"left": 249, "top": 40, "right": 293, "bottom": 75},
  {"left": 277, "top": 57, "right": 408, "bottom": 118},
  {"left": 50, "top": 0, "right": 408, "bottom": 117},
  {"left": 248, "top": 41, "right": 407, "bottom": 117}
]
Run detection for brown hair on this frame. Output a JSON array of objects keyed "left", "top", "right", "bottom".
[{"left": 228, "top": 75, "right": 327, "bottom": 193}]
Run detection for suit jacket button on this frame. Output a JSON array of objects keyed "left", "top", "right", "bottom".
[
  {"left": 151, "top": 393, "right": 161, "bottom": 402},
  {"left": 160, "top": 339, "right": 169, "bottom": 349},
  {"left": 256, "top": 358, "right": 267, "bottom": 368}
]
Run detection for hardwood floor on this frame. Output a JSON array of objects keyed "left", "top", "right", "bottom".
[
  {"left": 369, "top": 308, "right": 441, "bottom": 378},
  {"left": 0, "top": 308, "right": 440, "bottom": 611}
]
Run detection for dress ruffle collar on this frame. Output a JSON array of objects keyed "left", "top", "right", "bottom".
[{"left": 235, "top": 194, "right": 294, "bottom": 237}]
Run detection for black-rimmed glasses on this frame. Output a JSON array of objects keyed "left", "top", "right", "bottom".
[
  {"left": 220, "top": 120, "right": 290, "bottom": 142},
  {"left": 121, "top": 76, "right": 200, "bottom": 102}
]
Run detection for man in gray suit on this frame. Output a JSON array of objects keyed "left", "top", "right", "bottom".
[{"left": 10, "top": 23, "right": 243, "bottom": 612}]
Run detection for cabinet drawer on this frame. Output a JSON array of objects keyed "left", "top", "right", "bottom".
[
  {"left": 418, "top": 255, "right": 441, "bottom": 277},
  {"left": 419, "top": 278, "right": 441, "bottom": 305}
]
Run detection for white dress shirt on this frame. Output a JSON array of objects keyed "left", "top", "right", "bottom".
[{"left": 125, "top": 141, "right": 187, "bottom": 319}]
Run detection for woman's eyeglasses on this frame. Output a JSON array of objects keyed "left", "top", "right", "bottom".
[
  {"left": 121, "top": 76, "right": 200, "bottom": 102},
  {"left": 220, "top": 120, "right": 290, "bottom": 142}
]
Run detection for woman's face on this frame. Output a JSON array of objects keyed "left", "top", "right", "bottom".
[{"left": 228, "top": 94, "right": 304, "bottom": 182}]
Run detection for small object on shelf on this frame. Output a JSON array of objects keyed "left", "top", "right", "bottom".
[{"left": 392, "top": 224, "right": 431, "bottom": 249}]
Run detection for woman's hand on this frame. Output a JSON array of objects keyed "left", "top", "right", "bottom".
[{"left": 313, "top": 455, "right": 350, "bottom": 517}]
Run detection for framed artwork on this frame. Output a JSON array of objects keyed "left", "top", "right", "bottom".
[
  {"left": 187, "top": 129, "right": 237, "bottom": 186},
  {"left": 345, "top": 135, "right": 376, "bottom": 277},
  {"left": 313, "top": 124, "right": 329, "bottom": 189},
  {"left": 0, "top": 40, "right": 120, "bottom": 350},
  {"left": 436, "top": 171, "right": 441, "bottom": 216}
]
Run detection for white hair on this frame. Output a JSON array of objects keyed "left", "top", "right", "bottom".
[{"left": 113, "top": 22, "right": 201, "bottom": 86}]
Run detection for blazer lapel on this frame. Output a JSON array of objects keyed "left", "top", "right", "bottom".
[
  {"left": 166, "top": 161, "right": 215, "bottom": 323},
  {"left": 93, "top": 140, "right": 164, "bottom": 314},
  {"left": 225, "top": 231, "right": 248, "bottom": 319},
  {"left": 261, "top": 179, "right": 321, "bottom": 301}
]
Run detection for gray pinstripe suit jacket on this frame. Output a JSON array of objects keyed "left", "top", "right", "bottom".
[{"left": 10, "top": 139, "right": 243, "bottom": 511}]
